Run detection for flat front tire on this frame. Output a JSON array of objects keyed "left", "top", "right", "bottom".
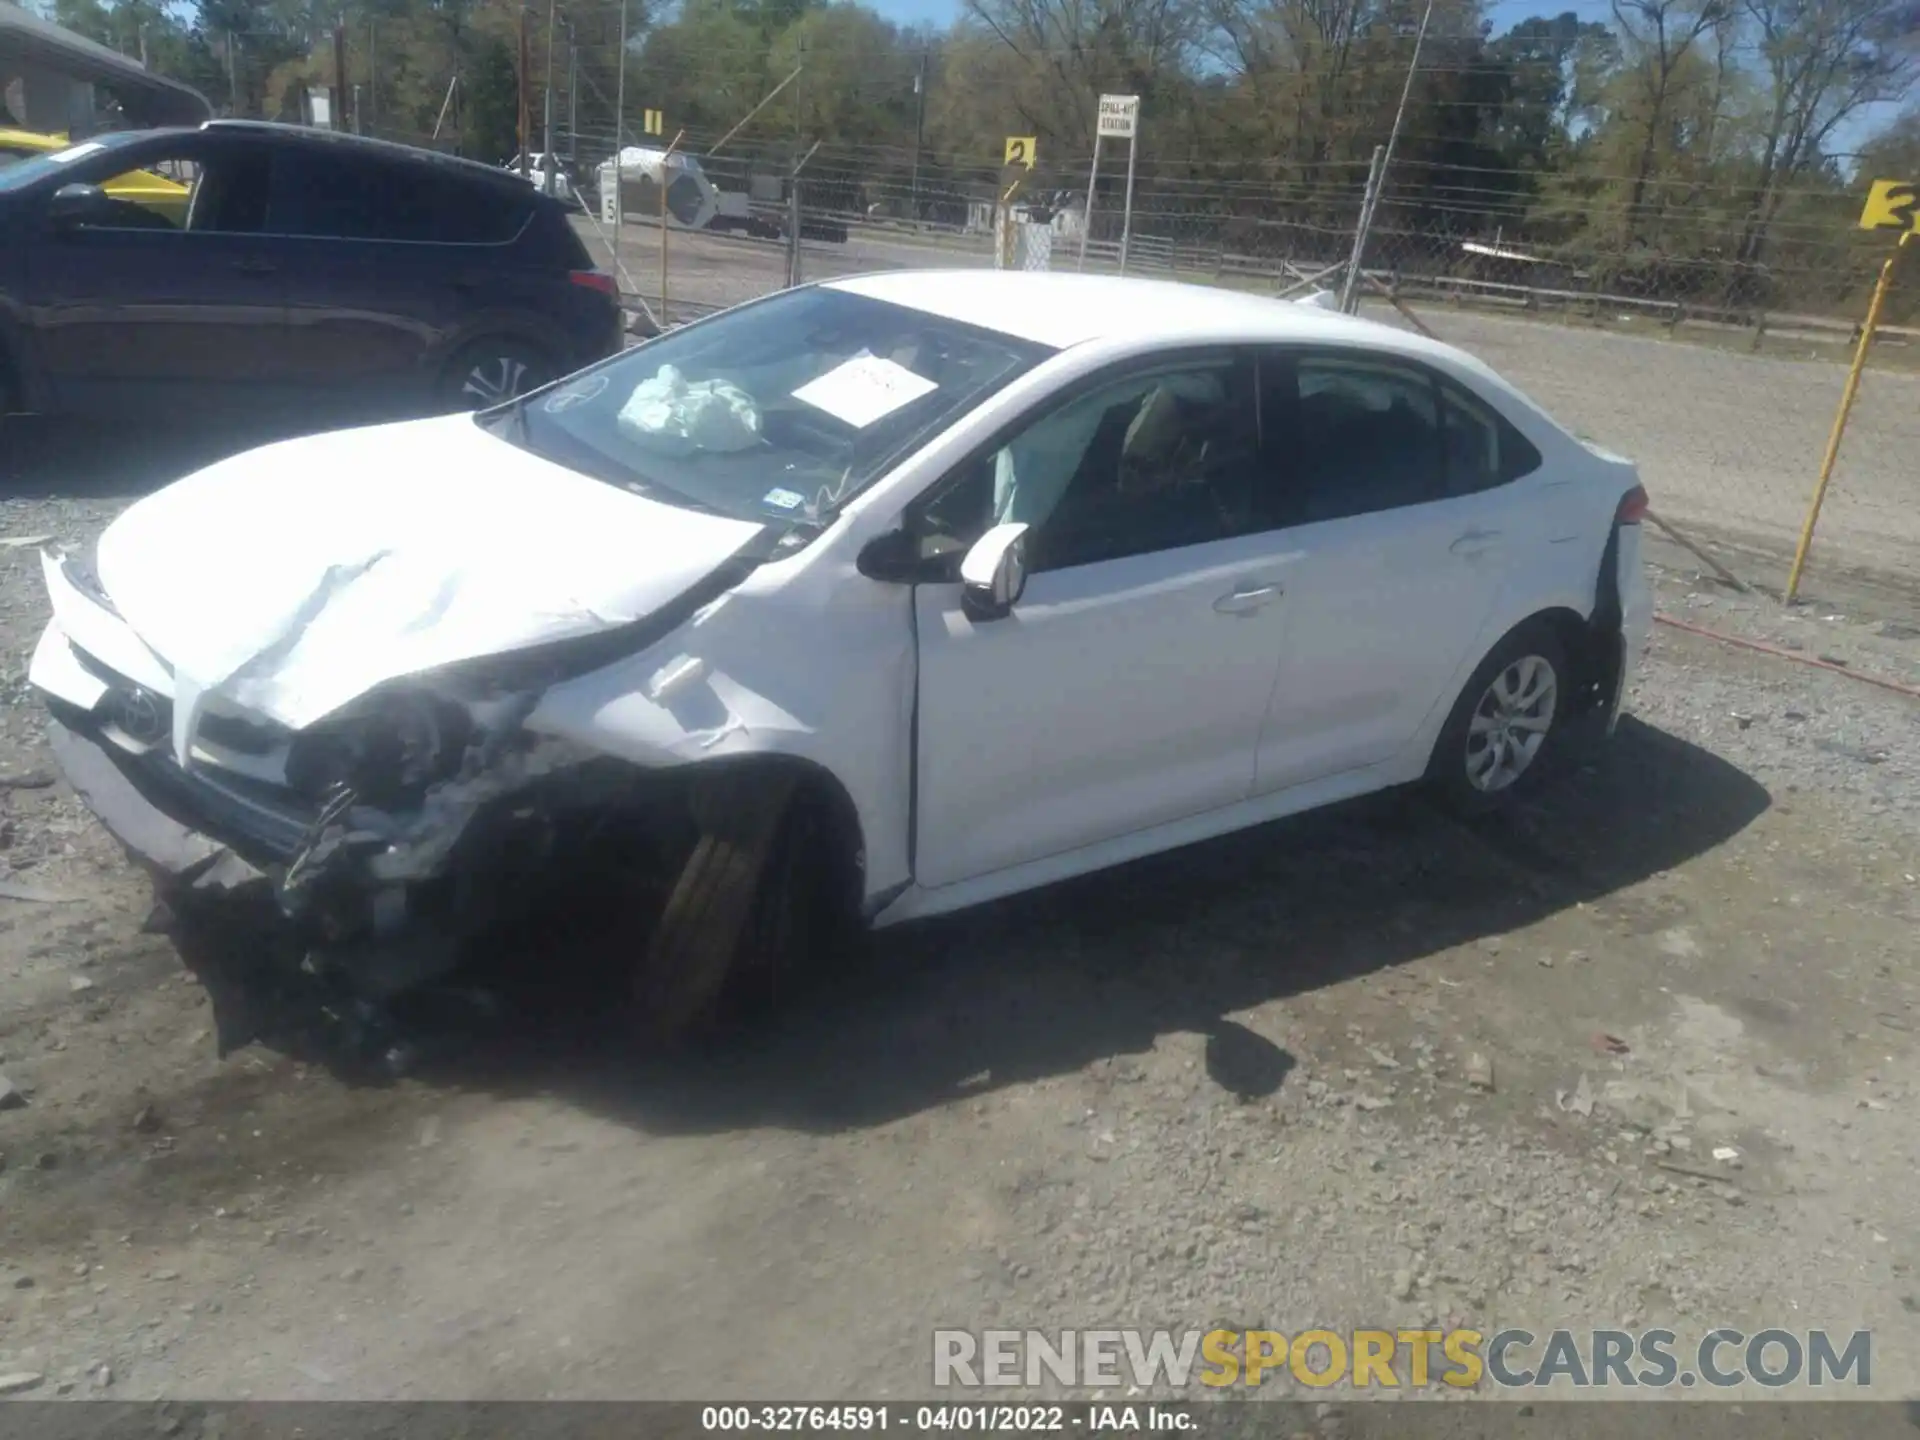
[
  {"left": 633, "top": 772, "right": 804, "bottom": 1044},
  {"left": 1427, "top": 620, "right": 1569, "bottom": 816}
]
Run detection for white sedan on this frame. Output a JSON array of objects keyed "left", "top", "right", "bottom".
[{"left": 30, "top": 271, "right": 1652, "bottom": 1035}]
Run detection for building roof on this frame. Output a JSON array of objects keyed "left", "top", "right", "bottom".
[{"left": 0, "top": 0, "right": 210, "bottom": 128}]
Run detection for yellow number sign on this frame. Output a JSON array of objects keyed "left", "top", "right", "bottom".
[
  {"left": 1004, "top": 136, "right": 1037, "bottom": 168},
  {"left": 1858, "top": 178, "right": 1917, "bottom": 234},
  {"left": 643, "top": 109, "right": 664, "bottom": 137}
]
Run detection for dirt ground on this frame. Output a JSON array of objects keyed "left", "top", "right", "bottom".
[{"left": 1, "top": 411, "right": 1918, "bottom": 1406}]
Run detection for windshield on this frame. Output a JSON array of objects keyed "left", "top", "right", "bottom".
[
  {"left": 0, "top": 134, "right": 137, "bottom": 194},
  {"left": 492, "top": 286, "right": 1053, "bottom": 524}
]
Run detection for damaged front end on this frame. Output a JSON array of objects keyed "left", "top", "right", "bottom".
[{"left": 35, "top": 541, "right": 762, "bottom": 1012}]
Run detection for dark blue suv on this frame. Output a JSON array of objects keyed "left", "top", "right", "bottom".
[{"left": 0, "top": 121, "right": 623, "bottom": 424}]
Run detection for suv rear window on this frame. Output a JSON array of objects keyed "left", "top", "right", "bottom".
[{"left": 266, "top": 149, "right": 530, "bottom": 244}]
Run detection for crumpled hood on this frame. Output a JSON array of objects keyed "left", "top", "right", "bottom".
[{"left": 93, "top": 414, "right": 765, "bottom": 731}]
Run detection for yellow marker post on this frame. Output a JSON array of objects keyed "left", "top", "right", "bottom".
[
  {"left": 1785, "top": 229, "right": 1911, "bottom": 604},
  {"left": 659, "top": 129, "right": 684, "bottom": 329}
]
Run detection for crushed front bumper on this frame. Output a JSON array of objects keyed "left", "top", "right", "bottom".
[{"left": 46, "top": 704, "right": 474, "bottom": 998}]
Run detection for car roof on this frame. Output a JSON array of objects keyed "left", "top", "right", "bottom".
[
  {"left": 825, "top": 270, "right": 1436, "bottom": 355},
  {"left": 198, "top": 120, "right": 555, "bottom": 199}
]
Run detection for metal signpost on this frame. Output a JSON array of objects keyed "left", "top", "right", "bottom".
[
  {"left": 1000, "top": 136, "right": 1036, "bottom": 269},
  {"left": 1083, "top": 94, "right": 1140, "bottom": 275},
  {"left": 1784, "top": 178, "right": 1917, "bottom": 605}
]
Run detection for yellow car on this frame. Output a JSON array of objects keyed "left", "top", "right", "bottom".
[{"left": 0, "top": 127, "right": 191, "bottom": 227}]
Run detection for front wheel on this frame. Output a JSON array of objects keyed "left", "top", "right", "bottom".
[
  {"left": 439, "top": 338, "right": 553, "bottom": 412},
  {"left": 633, "top": 772, "right": 852, "bottom": 1045},
  {"left": 1427, "top": 621, "right": 1569, "bottom": 816}
]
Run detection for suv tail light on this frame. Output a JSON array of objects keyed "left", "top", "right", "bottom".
[
  {"left": 1615, "top": 484, "right": 1649, "bottom": 526},
  {"left": 569, "top": 269, "right": 617, "bottom": 297}
]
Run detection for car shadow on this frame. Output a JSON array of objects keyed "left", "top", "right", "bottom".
[{"left": 177, "top": 713, "right": 1766, "bottom": 1133}]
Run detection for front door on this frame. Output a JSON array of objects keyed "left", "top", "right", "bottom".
[
  {"left": 24, "top": 134, "right": 287, "bottom": 416},
  {"left": 910, "top": 351, "right": 1304, "bottom": 890}
]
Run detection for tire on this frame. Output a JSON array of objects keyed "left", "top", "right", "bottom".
[
  {"left": 632, "top": 770, "right": 808, "bottom": 1044},
  {"left": 1426, "top": 619, "right": 1570, "bottom": 816},
  {"left": 438, "top": 337, "right": 554, "bottom": 412}
]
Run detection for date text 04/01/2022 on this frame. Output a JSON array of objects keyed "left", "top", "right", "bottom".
[{"left": 698, "top": 1404, "right": 1199, "bottom": 1432}]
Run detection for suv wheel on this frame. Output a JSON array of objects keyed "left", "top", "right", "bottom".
[{"left": 440, "top": 338, "right": 553, "bottom": 411}]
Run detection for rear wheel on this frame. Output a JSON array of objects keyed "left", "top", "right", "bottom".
[
  {"left": 439, "top": 337, "right": 553, "bottom": 412},
  {"left": 1427, "top": 620, "right": 1569, "bottom": 816}
]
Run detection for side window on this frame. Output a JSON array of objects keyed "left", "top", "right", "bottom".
[
  {"left": 1286, "top": 355, "right": 1443, "bottom": 524},
  {"left": 910, "top": 358, "right": 1263, "bottom": 575},
  {"left": 266, "top": 150, "right": 528, "bottom": 244},
  {"left": 68, "top": 146, "right": 261, "bottom": 233},
  {"left": 1440, "top": 381, "right": 1543, "bottom": 495}
]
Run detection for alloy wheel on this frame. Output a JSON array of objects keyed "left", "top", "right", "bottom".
[
  {"left": 1465, "top": 653, "right": 1557, "bottom": 793},
  {"left": 461, "top": 355, "right": 532, "bottom": 407}
]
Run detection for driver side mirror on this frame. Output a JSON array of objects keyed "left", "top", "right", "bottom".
[
  {"left": 959, "top": 522, "right": 1030, "bottom": 623},
  {"left": 47, "top": 182, "right": 106, "bottom": 231}
]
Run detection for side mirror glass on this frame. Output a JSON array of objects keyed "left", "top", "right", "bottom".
[
  {"left": 47, "top": 182, "right": 106, "bottom": 229},
  {"left": 959, "top": 521, "right": 1030, "bottom": 622}
]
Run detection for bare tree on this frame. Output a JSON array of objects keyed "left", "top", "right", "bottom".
[
  {"left": 1612, "top": 0, "right": 1727, "bottom": 241},
  {"left": 1737, "top": 0, "right": 1918, "bottom": 263}
]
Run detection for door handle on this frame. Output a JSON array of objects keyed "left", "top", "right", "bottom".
[
  {"left": 1213, "top": 583, "right": 1283, "bottom": 615},
  {"left": 1450, "top": 528, "right": 1502, "bottom": 556},
  {"left": 230, "top": 258, "right": 276, "bottom": 276}
]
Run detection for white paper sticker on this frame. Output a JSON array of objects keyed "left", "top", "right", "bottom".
[
  {"left": 762, "top": 487, "right": 806, "bottom": 511},
  {"left": 791, "top": 355, "right": 938, "bottom": 430},
  {"left": 48, "top": 142, "right": 106, "bottom": 165}
]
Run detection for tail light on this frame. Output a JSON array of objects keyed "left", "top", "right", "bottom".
[
  {"left": 1615, "top": 484, "right": 1649, "bottom": 526},
  {"left": 568, "top": 269, "right": 617, "bottom": 297}
]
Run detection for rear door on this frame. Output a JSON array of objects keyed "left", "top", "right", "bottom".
[
  {"left": 1251, "top": 349, "right": 1541, "bottom": 793},
  {"left": 264, "top": 147, "right": 536, "bottom": 415},
  {"left": 22, "top": 132, "right": 288, "bottom": 416}
]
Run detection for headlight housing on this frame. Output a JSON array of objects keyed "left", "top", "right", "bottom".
[{"left": 284, "top": 687, "right": 475, "bottom": 810}]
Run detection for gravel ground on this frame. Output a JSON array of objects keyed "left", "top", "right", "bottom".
[{"left": 0, "top": 423, "right": 1916, "bottom": 1407}]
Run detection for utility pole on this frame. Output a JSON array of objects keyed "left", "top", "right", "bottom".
[
  {"left": 517, "top": 8, "right": 531, "bottom": 177},
  {"left": 368, "top": 19, "right": 377, "bottom": 135},
  {"left": 541, "top": 0, "right": 558, "bottom": 192},
  {"left": 1340, "top": 0, "right": 1434, "bottom": 314},
  {"left": 567, "top": 28, "right": 579, "bottom": 170},
  {"left": 332, "top": 24, "right": 347, "bottom": 134},
  {"left": 909, "top": 50, "right": 926, "bottom": 227},
  {"left": 613, "top": 0, "right": 628, "bottom": 259},
  {"left": 225, "top": 31, "right": 237, "bottom": 114}
]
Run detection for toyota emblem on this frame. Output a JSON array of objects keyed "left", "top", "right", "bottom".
[{"left": 115, "top": 687, "right": 165, "bottom": 743}]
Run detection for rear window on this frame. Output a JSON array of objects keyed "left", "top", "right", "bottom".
[{"left": 265, "top": 149, "right": 531, "bottom": 244}]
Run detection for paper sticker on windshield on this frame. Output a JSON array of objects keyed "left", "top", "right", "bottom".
[
  {"left": 49, "top": 142, "right": 106, "bottom": 165},
  {"left": 791, "top": 355, "right": 938, "bottom": 430},
  {"left": 762, "top": 487, "right": 806, "bottom": 511},
  {"left": 543, "top": 373, "right": 610, "bottom": 414}
]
